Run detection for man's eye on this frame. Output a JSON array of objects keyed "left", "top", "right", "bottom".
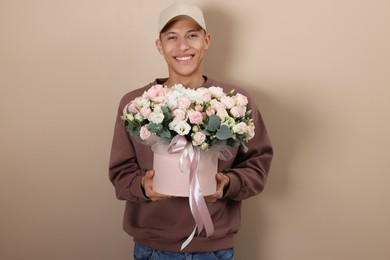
[
  {"left": 188, "top": 34, "right": 198, "bottom": 38},
  {"left": 167, "top": 36, "right": 176, "bottom": 40}
]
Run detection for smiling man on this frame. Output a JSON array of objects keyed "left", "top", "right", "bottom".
[
  {"left": 109, "top": 2, "right": 273, "bottom": 259},
  {"left": 156, "top": 14, "right": 210, "bottom": 88}
]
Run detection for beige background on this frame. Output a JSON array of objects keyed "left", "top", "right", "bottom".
[{"left": 1, "top": 0, "right": 389, "bottom": 259}]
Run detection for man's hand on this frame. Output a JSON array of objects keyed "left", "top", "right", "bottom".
[
  {"left": 141, "top": 170, "right": 174, "bottom": 201},
  {"left": 205, "top": 173, "right": 230, "bottom": 202}
]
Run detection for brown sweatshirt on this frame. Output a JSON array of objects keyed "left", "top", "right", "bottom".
[{"left": 108, "top": 77, "right": 273, "bottom": 252}]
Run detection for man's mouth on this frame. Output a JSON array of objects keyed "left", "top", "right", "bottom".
[{"left": 175, "top": 55, "right": 194, "bottom": 62}]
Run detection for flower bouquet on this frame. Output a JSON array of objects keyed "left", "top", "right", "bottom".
[
  {"left": 122, "top": 83, "right": 255, "bottom": 248},
  {"left": 123, "top": 83, "right": 254, "bottom": 150},
  {"left": 122, "top": 84, "right": 255, "bottom": 191},
  {"left": 122, "top": 83, "right": 255, "bottom": 194}
]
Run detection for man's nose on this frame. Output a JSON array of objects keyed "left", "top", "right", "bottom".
[{"left": 178, "top": 38, "right": 190, "bottom": 51}]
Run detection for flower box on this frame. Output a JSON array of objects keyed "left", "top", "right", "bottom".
[{"left": 152, "top": 142, "right": 218, "bottom": 197}]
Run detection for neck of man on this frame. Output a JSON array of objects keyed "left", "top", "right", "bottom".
[{"left": 164, "top": 74, "right": 205, "bottom": 89}]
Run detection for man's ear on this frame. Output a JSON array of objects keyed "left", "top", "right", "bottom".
[
  {"left": 156, "top": 39, "right": 163, "bottom": 54},
  {"left": 204, "top": 33, "right": 211, "bottom": 50}
]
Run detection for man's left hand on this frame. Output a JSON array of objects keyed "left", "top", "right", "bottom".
[{"left": 205, "top": 173, "right": 230, "bottom": 202}]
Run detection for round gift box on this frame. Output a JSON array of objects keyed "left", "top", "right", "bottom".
[{"left": 152, "top": 142, "right": 218, "bottom": 197}]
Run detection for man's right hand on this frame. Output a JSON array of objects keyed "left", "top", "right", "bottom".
[{"left": 141, "top": 170, "right": 174, "bottom": 201}]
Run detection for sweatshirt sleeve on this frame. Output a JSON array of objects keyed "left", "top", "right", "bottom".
[
  {"left": 108, "top": 96, "right": 150, "bottom": 203},
  {"left": 222, "top": 97, "right": 273, "bottom": 201}
]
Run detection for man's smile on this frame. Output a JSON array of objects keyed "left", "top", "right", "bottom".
[{"left": 175, "top": 55, "right": 194, "bottom": 62}]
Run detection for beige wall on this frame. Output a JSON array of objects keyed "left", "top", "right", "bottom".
[{"left": 1, "top": 0, "right": 389, "bottom": 259}]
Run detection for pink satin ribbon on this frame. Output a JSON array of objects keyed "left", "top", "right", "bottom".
[{"left": 168, "top": 135, "right": 215, "bottom": 250}]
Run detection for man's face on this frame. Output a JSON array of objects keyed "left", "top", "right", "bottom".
[{"left": 156, "top": 18, "right": 211, "bottom": 80}]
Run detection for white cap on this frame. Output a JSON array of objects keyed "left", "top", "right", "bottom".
[{"left": 158, "top": 2, "right": 207, "bottom": 33}]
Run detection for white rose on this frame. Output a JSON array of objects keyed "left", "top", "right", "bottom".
[
  {"left": 234, "top": 93, "right": 248, "bottom": 106},
  {"left": 246, "top": 123, "right": 255, "bottom": 140},
  {"left": 216, "top": 108, "right": 229, "bottom": 119},
  {"left": 232, "top": 122, "right": 248, "bottom": 135},
  {"left": 168, "top": 120, "right": 177, "bottom": 131},
  {"left": 166, "top": 88, "right": 183, "bottom": 108},
  {"left": 136, "top": 97, "right": 150, "bottom": 108},
  {"left": 148, "top": 111, "right": 164, "bottom": 124},
  {"left": 208, "top": 86, "right": 224, "bottom": 98},
  {"left": 134, "top": 113, "right": 143, "bottom": 122}
]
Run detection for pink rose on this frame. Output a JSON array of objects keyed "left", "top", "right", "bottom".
[
  {"left": 210, "top": 99, "right": 225, "bottom": 110},
  {"left": 230, "top": 106, "right": 244, "bottom": 118},
  {"left": 205, "top": 108, "right": 215, "bottom": 116},
  {"left": 143, "top": 84, "right": 167, "bottom": 100},
  {"left": 173, "top": 109, "right": 186, "bottom": 121},
  {"left": 221, "top": 96, "right": 235, "bottom": 109},
  {"left": 188, "top": 110, "right": 204, "bottom": 124},
  {"left": 139, "top": 126, "right": 151, "bottom": 140},
  {"left": 140, "top": 106, "right": 151, "bottom": 118},
  {"left": 201, "top": 92, "right": 212, "bottom": 103},
  {"left": 123, "top": 104, "right": 130, "bottom": 115},
  {"left": 192, "top": 132, "right": 206, "bottom": 146},
  {"left": 177, "top": 96, "right": 191, "bottom": 110},
  {"left": 128, "top": 102, "right": 139, "bottom": 113},
  {"left": 194, "top": 104, "right": 203, "bottom": 112}
]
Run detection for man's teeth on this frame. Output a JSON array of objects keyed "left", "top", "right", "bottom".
[{"left": 176, "top": 56, "right": 192, "bottom": 61}]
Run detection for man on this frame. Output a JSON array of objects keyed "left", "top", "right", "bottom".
[{"left": 109, "top": 2, "right": 273, "bottom": 259}]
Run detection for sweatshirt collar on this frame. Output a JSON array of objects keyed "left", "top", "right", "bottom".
[{"left": 154, "top": 76, "right": 211, "bottom": 89}]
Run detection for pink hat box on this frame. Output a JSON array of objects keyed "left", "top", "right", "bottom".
[{"left": 152, "top": 142, "right": 217, "bottom": 197}]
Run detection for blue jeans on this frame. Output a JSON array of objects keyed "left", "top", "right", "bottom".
[{"left": 134, "top": 243, "right": 234, "bottom": 260}]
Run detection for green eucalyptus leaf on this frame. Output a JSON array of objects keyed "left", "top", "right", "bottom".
[
  {"left": 201, "top": 129, "right": 211, "bottom": 136},
  {"left": 207, "top": 115, "right": 221, "bottom": 132},
  {"left": 226, "top": 138, "right": 240, "bottom": 147},
  {"left": 159, "top": 129, "right": 171, "bottom": 139},
  {"left": 128, "top": 126, "right": 140, "bottom": 137},
  {"left": 161, "top": 106, "right": 173, "bottom": 119},
  {"left": 216, "top": 124, "right": 231, "bottom": 140},
  {"left": 147, "top": 123, "right": 162, "bottom": 133}
]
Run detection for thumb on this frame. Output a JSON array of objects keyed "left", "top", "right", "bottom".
[
  {"left": 216, "top": 172, "right": 224, "bottom": 180},
  {"left": 147, "top": 170, "right": 155, "bottom": 178}
]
